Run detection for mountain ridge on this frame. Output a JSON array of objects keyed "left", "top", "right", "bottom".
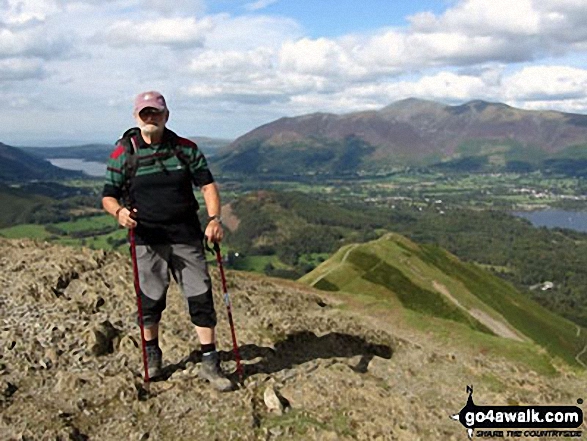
[{"left": 215, "top": 98, "right": 587, "bottom": 175}]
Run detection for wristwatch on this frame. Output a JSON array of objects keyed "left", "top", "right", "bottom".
[{"left": 208, "top": 215, "right": 223, "bottom": 224}]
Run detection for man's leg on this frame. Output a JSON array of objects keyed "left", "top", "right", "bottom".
[
  {"left": 170, "top": 243, "right": 232, "bottom": 391},
  {"left": 195, "top": 326, "right": 214, "bottom": 345},
  {"left": 144, "top": 323, "right": 159, "bottom": 341},
  {"left": 136, "top": 244, "right": 171, "bottom": 379}
]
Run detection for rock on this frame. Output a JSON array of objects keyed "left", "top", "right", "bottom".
[
  {"left": 85, "top": 320, "right": 121, "bottom": 356},
  {"left": 53, "top": 371, "right": 88, "bottom": 394},
  {"left": 263, "top": 384, "right": 285, "bottom": 415},
  {"left": 1, "top": 380, "right": 17, "bottom": 401},
  {"left": 44, "top": 348, "right": 59, "bottom": 365}
]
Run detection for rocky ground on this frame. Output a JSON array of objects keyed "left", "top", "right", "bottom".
[{"left": 1, "top": 239, "right": 585, "bottom": 440}]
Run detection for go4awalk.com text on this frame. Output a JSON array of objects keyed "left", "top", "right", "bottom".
[{"left": 451, "top": 386, "right": 584, "bottom": 439}]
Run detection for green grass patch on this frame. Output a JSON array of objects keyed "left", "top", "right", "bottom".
[
  {"left": 54, "top": 214, "right": 115, "bottom": 233},
  {"left": 0, "top": 223, "right": 50, "bottom": 239},
  {"left": 416, "top": 244, "right": 585, "bottom": 366},
  {"left": 404, "top": 309, "right": 557, "bottom": 375},
  {"left": 258, "top": 408, "right": 353, "bottom": 438}
]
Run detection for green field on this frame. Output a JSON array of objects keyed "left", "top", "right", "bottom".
[{"left": 0, "top": 224, "right": 51, "bottom": 239}]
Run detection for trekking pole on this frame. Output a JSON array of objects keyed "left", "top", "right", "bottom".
[
  {"left": 129, "top": 227, "right": 150, "bottom": 383},
  {"left": 212, "top": 242, "right": 244, "bottom": 383}
]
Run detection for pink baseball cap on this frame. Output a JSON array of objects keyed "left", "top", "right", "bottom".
[{"left": 134, "top": 91, "right": 167, "bottom": 113}]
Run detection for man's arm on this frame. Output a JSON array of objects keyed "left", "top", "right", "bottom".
[
  {"left": 102, "top": 196, "right": 137, "bottom": 229},
  {"left": 201, "top": 182, "right": 223, "bottom": 242}
]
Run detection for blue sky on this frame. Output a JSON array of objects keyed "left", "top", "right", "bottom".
[
  {"left": 2, "top": 0, "right": 587, "bottom": 145},
  {"left": 208, "top": 1, "right": 450, "bottom": 37}
]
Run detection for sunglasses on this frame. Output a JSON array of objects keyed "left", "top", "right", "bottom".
[{"left": 139, "top": 108, "right": 165, "bottom": 118}]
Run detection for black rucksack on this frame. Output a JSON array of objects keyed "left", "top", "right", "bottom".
[{"left": 118, "top": 127, "right": 191, "bottom": 206}]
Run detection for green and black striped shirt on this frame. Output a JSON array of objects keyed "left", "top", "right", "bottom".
[{"left": 102, "top": 127, "right": 214, "bottom": 244}]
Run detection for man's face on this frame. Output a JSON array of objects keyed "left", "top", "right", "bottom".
[{"left": 136, "top": 107, "right": 168, "bottom": 136}]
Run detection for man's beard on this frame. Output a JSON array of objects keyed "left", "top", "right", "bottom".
[{"left": 139, "top": 122, "right": 164, "bottom": 137}]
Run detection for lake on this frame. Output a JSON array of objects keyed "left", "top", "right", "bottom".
[
  {"left": 48, "top": 158, "right": 106, "bottom": 177},
  {"left": 512, "top": 209, "right": 587, "bottom": 233}
]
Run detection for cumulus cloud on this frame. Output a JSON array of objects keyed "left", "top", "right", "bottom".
[
  {"left": 3, "top": 0, "right": 587, "bottom": 143},
  {"left": 102, "top": 17, "right": 213, "bottom": 48},
  {"left": 409, "top": 0, "right": 541, "bottom": 36},
  {"left": 1, "top": 0, "right": 60, "bottom": 26},
  {"left": 278, "top": 38, "right": 366, "bottom": 78},
  {"left": 272, "top": 1, "right": 587, "bottom": 82},
  {"left": 503, "top": 65, "right": 587, "bottom": 101},
  {"left": 407, "top": 0, "right": 587, "bottom": 60},
  {"left": 0, "top": 26, "right": 70, "bottom": 59}
]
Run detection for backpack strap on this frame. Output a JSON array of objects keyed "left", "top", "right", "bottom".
[
  {"left": 165, "top": 129, "right": 192, "bottom": 176},
  {"left": 120, "top": 129, "right": 141, "bottom": 208}
]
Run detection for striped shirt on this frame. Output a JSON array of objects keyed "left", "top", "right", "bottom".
[{"left": 102, "top": 127, "right": 214, "bottom": 244}]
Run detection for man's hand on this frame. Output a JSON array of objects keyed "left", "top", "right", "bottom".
[
  {"left": 205, "top": 219, "right": 224, "bottom": 243},
  {"left": 117, "top": 207, "right": 138, "bottom": 229}
]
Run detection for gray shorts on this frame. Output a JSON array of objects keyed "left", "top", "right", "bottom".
[{"left": 135, "top": 242, "right": 217, "bottom": 328}]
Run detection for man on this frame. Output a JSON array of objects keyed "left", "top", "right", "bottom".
[{"left": 102, "top": 91, "right": 232, "bottom": 391}]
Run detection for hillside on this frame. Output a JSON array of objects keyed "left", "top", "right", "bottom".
[
  {"left": 1, "top": 238, "right": 585, "bottom": 440},
  {"left": 0, "top": 142, "right": 82, "bottom": 182},
  {"left": 299, "top": 233, "right": 586, "bottom": 367},
  {"left": 20, "top": 135, "right": 231, "bottom": 163},
  {"left": 225, "top": 191, "right": 587, "bottom": 328},
  {"left": 214, "top": 98, "right": 587, "bottom": 175}
]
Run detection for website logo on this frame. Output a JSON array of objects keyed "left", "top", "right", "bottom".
[{"left": 451, "top": 385, "right": 583, "bottom": 439}]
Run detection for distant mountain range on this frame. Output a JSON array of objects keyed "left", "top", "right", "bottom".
[
  {"left": 215, "top": 98, "right": 587, "bottom": 176},
  {"left": 20, "top": 135, "right": 231, "bottom": 163},
  {"left": 7, "top": 100, "right": 587, "bottom": 180},
  {"left": 0, "top": 142, "right": 82, "bottom": 183}
]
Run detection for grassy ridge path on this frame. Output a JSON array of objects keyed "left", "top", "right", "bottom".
[
  {"left": 309, "top": 244, "right": 359, "bottom": 287},
  {"left": 432, "top": 281, "right": 525, "bottom": 342}
]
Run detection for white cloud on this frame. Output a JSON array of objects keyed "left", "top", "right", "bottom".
[
  {"left": 0, "top": 58, "right": 45, "bottom": 80},
  {"left": 188, "top": 48, "right": 274, "bottom": 76},
  {"left": 503, "top": 65, "right": 587, "bottom": 101},
  {"left": 0, "top": 26, "right": 70, "bottom": 59},
  {"left": 409, "top": 0, "right": 541, "bottom": 36},
  {"left": 244, "top": 0, "right": 278, "bottom": 12},
  {"left": 3, "top": 0, "right": 587, "bottom": 144},
  {"left": 278, "top": 38, "right": 365, "bottom": 78},
  {"left": 139, "top": 0, "right": 205, "bottom": 16},
  {"left": 1, "top": 0, "right": 60, "bottom": 26},
  {"left": 102, "top": 17, "right": 213, "bottom": 48}
]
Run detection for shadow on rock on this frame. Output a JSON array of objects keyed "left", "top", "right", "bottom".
[
  {"left": 238, "top": 330, "right": 393, "bottom": 379},
  {"left": 160, "top": 330, "right": 392, "bottom": 384}
]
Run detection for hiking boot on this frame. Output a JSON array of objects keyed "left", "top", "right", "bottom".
[
  {"left": 145, "top": 345, "right": 163, "bottom": 380},
  {"left": 199, "top": 351, "right": 233, "bottom": 392}
]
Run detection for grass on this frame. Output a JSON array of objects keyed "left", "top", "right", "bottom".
[
  {"left": 416, "top": 244, "right": 585, "bottom": 366},
  {"left": 302, "top": 233, "right": 586, "bottom": 368},
  {"left": 0, "top": 224, "right": 49, "bottom": 239},
  {"left": 53, "top": 214, "right": 115, "bottom": 233},
  {"left": 0, "top": 188, "right": 52, "bottom": 228},
  {"left": 258, "top": 408, "right": 353, "bottom": 438},
  {"left": 404, "top": 309, "right": 558, "bottom": 375},
  {"left": 231, "top": 255, "right": 277, "bottom": 272}
]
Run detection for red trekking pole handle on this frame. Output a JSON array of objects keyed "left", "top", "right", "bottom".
[
  {"left": 129, "top": 228, "right": 150, "bottom": 383},
  {"left": 211, "top": 241, "right": 244, "bottom": 383}
]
